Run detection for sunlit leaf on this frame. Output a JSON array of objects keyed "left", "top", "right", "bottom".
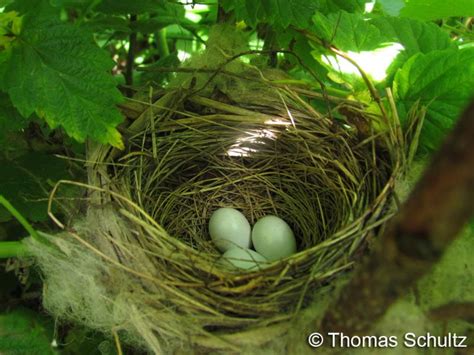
[
  {"left": 394, "top": 48, "right": 474, "bottom": 151},
  {"left": 400, "top": 0, "right": 474, "bottom": 21},
  {"left": 376, "top": 0, "right": 405, "bottom": 16},
  {"left": 371, "top": 16, "right": 456, "bottom": 84},
  {"left": 313, "top": 11, "right": 385, "bottom": 51}
]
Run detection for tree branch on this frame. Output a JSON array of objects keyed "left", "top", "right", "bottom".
[{"left": 321, "top": 99, "right": 474, "bottom": 334}]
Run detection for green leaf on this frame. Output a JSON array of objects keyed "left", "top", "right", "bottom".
[
  {"left": 6, "top": 0, "right": 60, "bottom": 16},
  {"left": 313, "top": 11, "right": 385, "bottom": 51},
  {"left": 371, "top": 16, "right": 456, "bottom": 84},
  {"left": 0, "top": 15, "right": 124, "bottom": 148},
  {"left": 0, "top": 308, "right": 56, "bottom": 355},
  {"left": 61, "top": 326, "right": 110, "bottom": 355},
  {"left": 0, "top": 152, "right": 72, "bottom": 222},
  {"left": 50, "top": 0, "right": 98, "bottom": 8},
  {"left": 317, "top": 0, "right": 367, "bottom": 14},
  {"left": 372, "top": 17, "right": 455, "bottom": 57},
  {"left": 221, "top": 0, "right": 319, "bottom": 28},
  {"left": 292, "top": 33, "right": 329, "bottom": 79},
  {"left": 132, "top": 4, "right": 187, "bottom": 34},
  {"left": 394, "top": 48, "right": 474, "bottom": 151},
  {"left": 400, "top": 0, "right": 474, "bottom": 21},
  {"left": 0, "top": 0, "right": 13, "bottom": 7},
  {"left": 0, "top": 92, "right": 29, "bottom": 147},
  {"left": 263, "top": 0, "right": 319, "bottom": 28},
  {"left": 85, "top": 15, "right": 132, "bottom": 34},
  {"left": 96, "top": 0, "right": 168, "bottom": 15},
  {"left": 220, "top": 0, "right": 261, "bottom": 27},
  {"left": 376, "top": 0, "right": 405, "bottom": 16}
]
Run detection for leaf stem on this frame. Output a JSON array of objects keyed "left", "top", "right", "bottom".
[
  {"left": 0, "top": 195, "right": 39, "bottom": 241},
  {"left": 157, "top": 28, "right": 170, "bottom": 58},
  {"left": 0, "top": 195, "right": 52, "bottom": 249},
  {"left": 0, "top": 241, "right": 29, "bottom": 258}
]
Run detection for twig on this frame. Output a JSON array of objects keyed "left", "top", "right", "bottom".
[
  {"left": 320, "top": 99, "right": 474, "bottom": 334},
  {"left": 125, "top": 14, "right": 138, "bottom": 97},
  {"left": 112, "top": 329, "right": 124, "bottom": 355}
]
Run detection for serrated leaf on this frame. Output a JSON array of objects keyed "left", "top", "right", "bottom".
[
  {"left": 96, "top": 0, "right": 168, "bottom": 15},
  {"left": 0, "top": 15, "right": 124, "bottom": 148},
  {"left": 6, "top": 0, "right": 60, "bottom": 16},
  {"left": 0, "top": 308, "right": 56, "bottom": 355},
  {"left": 371, "top": 16, "right": 456, "bottom": 84},
  {"left": 0, "top": 152, "right": 72, "bottom": 222},
  {"left": 317, "top": 0, "right": 367, "bottom": 14},
  {"left": 221, "top": 0, "right": 319, "bottom": 28},
  {"left": 244, "top": 0, "right": 265, "bottom": 27},
  {"left": 376, "top": 0, "right": 405, "bottom": 16},
  {"left": 313, "top": 11, "right": 385, "bottom": 51},
  {"left": 263, "top": 0, "right": 319, "bottom": 28},
  {"left": 50, "top": 0, "right": 98, "bottom": 8},
  {"left": 372, "top": 17, "right": 455, "bottom": 57},
  {"left": 400, "top": 0, "right": 474, "bottom": 21},
  {"left": 394, "top": 48, "right": 474, "bottom": 151}
]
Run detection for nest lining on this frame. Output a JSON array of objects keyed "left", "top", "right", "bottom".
[{"left": 119, "top": 91, "right": 390, "bottom": 255}]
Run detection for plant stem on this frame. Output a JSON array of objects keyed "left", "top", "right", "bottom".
[
  {"left": 0, "top": 195, "right": 52, "bottom": 249},
  {"left": 0, "top": 195, "right": 39, "bottom": 242},
  {"left": 157, "top": 28, "right": 170, "bottom": 58},
  {"left": 0, "top": 241, "right": 29, "bottom": 259},
  {"left": 125, "top": 14, "right": 138, "bottom": 97}
]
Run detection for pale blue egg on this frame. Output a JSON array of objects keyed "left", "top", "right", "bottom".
[
  {"left": 209, "top": 208, "right": 251, "bottom": 252},
  {"left": 252, "top": 215, "right": 296, "bottom": 261}
]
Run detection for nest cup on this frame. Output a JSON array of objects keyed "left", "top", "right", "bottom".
[{"left": 36, "top": 62, "right": 414, "bottom": 353}]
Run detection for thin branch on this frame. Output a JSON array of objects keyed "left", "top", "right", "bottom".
[{"left": 124, "top": 14, "right": 138, "bottom": 97}]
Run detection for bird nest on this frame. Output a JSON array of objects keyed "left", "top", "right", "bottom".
[{"left": 31, "top": 65, "right": 420, "bottom": 353}]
